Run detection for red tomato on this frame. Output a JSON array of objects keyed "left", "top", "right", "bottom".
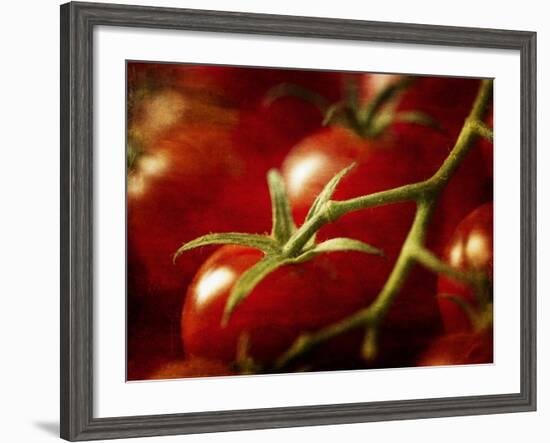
[
  {"left": 282, "top": 127, "right": 442, "bottom": 358},
  {"left": 437, "top": 202, "right": 493, "bottom": 333},
  {"left": 182, "top": 246, "right": 365, "bottom": 369},
  {"left": 282, "top": 126, "right": 434, "bottom": 257},
  {"left": 417, "top": 331, "right": 493, "bottom": 366},
  {"left": 181, "top": 245, "right": 439, "bottom": 371},
  {"left": 126, "top": 120, "right": 255, "bottom": 381},
  {"left": 128, "top": 122, "right": 247, "bottom": 293}
]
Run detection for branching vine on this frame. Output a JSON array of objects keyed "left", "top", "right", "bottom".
[
  {"left": 274, "top": 79, "right": 493, "bottom": 370},
  {"left": 174, "top": 78, "right": 493, "bottom": 373}
]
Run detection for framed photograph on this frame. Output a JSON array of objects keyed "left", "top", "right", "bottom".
[{"left": 60, "top": 1, "right": 536, "bottom": 441}]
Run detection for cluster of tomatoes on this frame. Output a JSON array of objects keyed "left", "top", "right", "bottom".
[{"left": 127, "top": 63, "right": 494, "bottom": 380}]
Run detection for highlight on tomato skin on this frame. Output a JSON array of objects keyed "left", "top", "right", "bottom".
[
  {"left": 181, "top": 245, "right": 441, "bottom": 372},
  {"left": 417, "top": 203, "right": 494, "bottom": 368},
  {"left": 181, "top": 245, "right": 376, "bottom": 369},
  {"left": 437, "top": 202, "right": 494, "bottom": 334},
  {"left": 125, "top": 63, "right": 494, "bottom": 380}
]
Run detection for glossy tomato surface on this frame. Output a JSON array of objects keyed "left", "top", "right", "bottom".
[
  {"left": 181, "top": 245, "right": 440, "bottom": 371},
  {"left": 437, "top": 202, "right": 494, "bottom": 333},
  {"left": 281, "top": 125, "right": 435, "bottom": 285}
]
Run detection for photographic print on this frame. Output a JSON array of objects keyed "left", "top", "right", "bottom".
[
  {"left": 61, "top": 4, "right": 536, "bottom": 439},
  {"left": 126, "top": 62, "right": 494, "bottom": 381}
]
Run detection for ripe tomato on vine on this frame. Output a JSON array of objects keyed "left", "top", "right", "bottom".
[
  {"left": 437, "top": 203, "right": 494, "bottom": 334},
  {"left": 125, "top": 64, "right": 494, "bottom": 379},
  {"left": 417, "top": 203, "right": 494, "bottom": 367}
]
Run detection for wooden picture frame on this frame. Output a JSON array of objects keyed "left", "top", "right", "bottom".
[{"left": 60, "top": 2, "right": 536, "bottom": 440}]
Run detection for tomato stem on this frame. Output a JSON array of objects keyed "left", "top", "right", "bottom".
[
  {"left": 358, "top": 76, "right": 413, "bottom": 133},
  {"left": 471, "top": 120, "right": 494, "bottom": 142},
  {"left": 412, "top": 246, "right": 484, "bottom": 288},
  {"left": 266, "top": 75, "right": 421, "bottom": 138},
  {"left": 274, "top": 79, "right": 493, "bottom": 370}
]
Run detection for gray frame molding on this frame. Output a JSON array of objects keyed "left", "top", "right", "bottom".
[{"left": 60, "top": 2, "right": 536, "bottom": 441}]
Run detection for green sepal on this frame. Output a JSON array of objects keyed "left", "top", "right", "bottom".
[
  {"left": 176, "top": 164, "right": 385, "bottom": 327},
  {"left": 222, "top": 255, "right": 290, "bottom": 326},
  {"left": 173, "top": 233, "right": 279, "bottom": 263},
  {"left": 222, "top": 237, "right": 382, "bottom": 326},
  {"left": 267, "top": 169, "right": 296, "bottom": 245},
  {"left": 263, "top": 83, "right": 329, "bottom": 114},
  {"left": 358, "top": 76, "right": 414, "bottom": 129},
  {"left": 367, "top": 110, "right": 442, "bottom": 138},
  {"left": 344, "top": 76, "right": 360, "bottom": 113},
  {"left": 366, "top": 112, "right": 394, "bottom": 138},
  {"left": 292, "top": 237, "right": 383, "bottom": 263},
  {"left": 322, "top": 101, "right": 346, "bottom": 126},
  {"left": 305, "top": 163, "right": 355, "bottom": 223},
  {"left": 394, "top": 111, "right": 442, "bottom": 131}
]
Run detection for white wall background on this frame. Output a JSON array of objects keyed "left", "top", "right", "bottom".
[{"left": 0, "top": 0, "right": 546, "bottom": 442}]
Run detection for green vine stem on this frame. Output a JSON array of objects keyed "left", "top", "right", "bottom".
[
  {"left": 470, "top": 120, "right": 494, "bottom": 142},
  {"left": 274, "top": 79, "right": 493, "bottom": 370}
]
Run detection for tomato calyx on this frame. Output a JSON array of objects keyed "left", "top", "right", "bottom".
[
  {"left": 264, "top": 76, "right": 441, "bottom": 141},
  {"left": 174, "top": 164, "right": 384, "bottom": 326}
]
